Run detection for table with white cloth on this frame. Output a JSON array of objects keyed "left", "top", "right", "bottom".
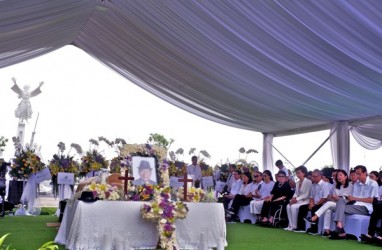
[{"left": 55, "top": 200, "right": 227, "bottom": 249}]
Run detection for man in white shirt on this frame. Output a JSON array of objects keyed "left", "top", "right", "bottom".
[
  {"left": 187, "top": 156, "right": 202, "bottom": 188},
  {"left": 330, "top": 165, "right": 379, "bottom": 240},
  {"left": 297, "top": 169, "right": 331, "bottom": 234},
  {"left": 222, "top": 170, "right": 243, "bottom": 209}
]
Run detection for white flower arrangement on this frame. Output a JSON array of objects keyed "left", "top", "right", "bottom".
[{"left": 83, "top": 182, "right": 122, "bottom": 201}]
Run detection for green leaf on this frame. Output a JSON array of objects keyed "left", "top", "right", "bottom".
[{"left": 0, "top": 233, "right": 10, "bottom": 245}]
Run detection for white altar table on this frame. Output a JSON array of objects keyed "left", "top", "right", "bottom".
[{"left": 55, "top": 200, "right": 227, "bottom": 249}]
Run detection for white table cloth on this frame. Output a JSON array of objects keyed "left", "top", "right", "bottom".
[{"left": 55, "top": 200, "right": 227, "bottom": 249}]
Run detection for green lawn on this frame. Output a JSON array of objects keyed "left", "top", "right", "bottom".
[{"left": 0, "top": 213, "right": 380, "bottom": 250}]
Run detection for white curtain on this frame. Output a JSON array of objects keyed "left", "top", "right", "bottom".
[
  {"left": 262, "top": 133, "right": 274, "bottom": 173},
  {"left": 330, "top": 122, "right": 349, "bottom": 171},
  {"left": 350, "top": 122, "right": 382, "bottom": 150}
]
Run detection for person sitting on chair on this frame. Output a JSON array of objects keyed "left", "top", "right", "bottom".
[
  {"left": 305, "top": 169, "right": 352, "bottom": 237},
  {"left": 133, "top": 160, "right": 156, "bottom": 186},
  {"left": 225, "top": 172, "right": 255, "bottom": 223},
  {"left": 296, "top": 169, "right": 331, "bottom": 235},
  {"left": 285, "top": 165, "right": 312, "bottom": 231},
  {"left": 221, "top": 170, "right": 242, "bottom": 210},
  {"left": 250, "top": 170, "right": 275, "bottom": 220},
  {"left": 259, "top": 170, "right": 293, "bottom": 226},
  {"left": 330, "top": 165, "right": 379, "bottom": 240}
]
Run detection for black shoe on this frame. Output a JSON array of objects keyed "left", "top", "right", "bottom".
[
  {"left": 329, "top": 231, "right": 346, "bottom": 240},
  {"left": 225, "top": 208, "right": 235, "bottom": 215},
  {"left": 373, "top": 236, "right": 382, "bottom": 245},
  {"left": 322, "top": 231, "right": 331, "bottom": 237},
  {"left": 306, "top": 228, "right": 318, "bottom": 235},
  {"left": 303, "top": 217, "right": 316, "bottom": 225},
  {"left": 360, "top": 234, "right": 373, "bottom": 243}
]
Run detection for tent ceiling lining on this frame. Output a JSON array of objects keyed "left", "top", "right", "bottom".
[{"left": 2, "top": 0, "right": 382, "bottom": 135}]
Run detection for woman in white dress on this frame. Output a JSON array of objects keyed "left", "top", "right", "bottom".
[
  {"left": 250, "top": 170, "right": 275, "bottom": 218},
  {"left": 285, "top": 165, "right": 312, "bottom": 231}
]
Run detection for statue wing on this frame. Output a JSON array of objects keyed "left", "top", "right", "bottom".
[{"left": 11, "top": 84, "right": 22, "bottom": 95}]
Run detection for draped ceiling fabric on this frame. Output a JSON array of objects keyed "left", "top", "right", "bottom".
[{"left": 2, "top": 0, "right": 382, "bottom": 170}]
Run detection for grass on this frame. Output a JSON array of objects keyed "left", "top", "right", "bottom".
[
  {"left": 226, "top": 223, "right": 381, "bottom": 250},
  {"left": 0, "top": 211, "right": 380, "bottom": 250}
]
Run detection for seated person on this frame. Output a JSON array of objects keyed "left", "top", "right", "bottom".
[
  {"left": 306, "top": 170, "right": 352, "bottom": 237},
  {"left": 132, "top": 160, "right": 156, "bottom": 186},
  {"left": 330, "top": 165, "right": 379, "bottom": 240},
  {"left": 260, "top": 170, "right": 293, "bottom": 225},
  {"left": 225, "top": 172, "right": 255, "bottom": 222},
  {"left": 296, "top": 169, "right": 331, "bottom": 234},
  {"left": 250, "top": 170, "right": 275, "bottom": 219},
  {"left": 251, "top": 171, "right": 263, "bottom": 191},
  {"left": 221, "top": 170, "right": 242, "bottom": 210},
  {"left": 285, "top": 165, "right": 312, "bottom": 231},
  {"left": 358, "top": 171, "right": 382, "bottom": 243},
  {"left": 221, "top": 164, "right": 237, "bottom": 194}
]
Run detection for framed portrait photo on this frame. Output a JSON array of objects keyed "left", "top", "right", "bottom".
[{"left": 131, "top": 156, "right": 158, "bottom": 186}]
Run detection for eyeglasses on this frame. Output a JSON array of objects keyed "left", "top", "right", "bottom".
[
  {"left": 278, "top": 175, "right": 285, "bottom": 178},
  {"left": 253, "top": 175, "right": 259, "bottom": 178}
]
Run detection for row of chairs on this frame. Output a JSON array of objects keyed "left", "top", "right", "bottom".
[{"left": 236, "top": 204, "right": 370, "bottom": 241}]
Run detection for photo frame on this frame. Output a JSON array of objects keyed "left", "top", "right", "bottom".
[{"left": 131, "top": 156, "right": 158, "bottom": 186}]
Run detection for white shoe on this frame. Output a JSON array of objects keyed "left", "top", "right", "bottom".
[{"left": 283, "top": 226, "right": 292, "bottom": 231}]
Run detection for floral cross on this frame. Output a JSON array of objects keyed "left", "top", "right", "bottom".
[{"left": 141, "top": 186, "right": 188, "bottom": 250}]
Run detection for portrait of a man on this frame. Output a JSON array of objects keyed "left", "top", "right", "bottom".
[{"left": 132, "top": 156, "right": 157, "bottom": 186}]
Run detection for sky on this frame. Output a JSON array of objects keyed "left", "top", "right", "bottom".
[{"left": 0, "top": 45, "right": 381, "bottom": 172}]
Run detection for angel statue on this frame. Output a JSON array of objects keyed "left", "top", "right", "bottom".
[{"left": 11, "top": 77, "right": 44, "bottom": 123}]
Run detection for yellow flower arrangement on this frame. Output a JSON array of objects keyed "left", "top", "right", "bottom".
[
  {"left": 10, "top": 148, "right": 45, "bottom": 179},
  {"left": 176, "top": 187, "right": 206, "bottom": 202}
]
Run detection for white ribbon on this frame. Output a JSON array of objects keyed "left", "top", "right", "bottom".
[
  {"left": 20, "top": 174, "right": 39, "bottom": 215},
  {"left": 59, "top": 184, "right": 73, "bottom": 201}
]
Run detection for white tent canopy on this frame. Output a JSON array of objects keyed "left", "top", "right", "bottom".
[{"left": 2, "top": 0, "right": 382, "bottom": 171}]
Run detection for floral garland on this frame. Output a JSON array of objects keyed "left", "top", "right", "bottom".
[
  {"left": 10, "top": 147, "right": 45, "bottom": 180},
  {"left": 80, "top": 149, "right": 109, "bottom": 175},
  {"left": 176, "top": 187, "right": 206, "bottom": 202},
  {"left": 83, "top": 182, "right": 122, "bottom": 200},
  {"left": 141, "top": 186, "right": 188, "bottom": 250},
  {"left": 120, "top": 144, "right": 167, "bottom": 162}
]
